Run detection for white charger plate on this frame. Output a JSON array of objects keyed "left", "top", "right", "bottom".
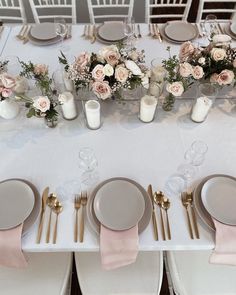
[
  {"left": 0, "top": 179, "right": 34, "bottom": 230},
  {"left": 224, "top": 25, "right": 236, "bottom": 40},
  {"left": 30, "top": 23, "right": 57, "bottom": 40},
  {"left": 201, "top": 176, "right": 236, "bottom": 225},
  {"left": 97, "top": 21, "right": 125, "bottom": 41},
  {"left": 28, "top": 31, "right": 61, "bottom": 46},
  {"left": 86, "top": 177, "right": 152, "bottom": 235},
  {"left": 164, "top": 21, "right": 198, "bottom": 42},
  {"left": 93, "top": 179, "right": 145, "bottom": 231}
]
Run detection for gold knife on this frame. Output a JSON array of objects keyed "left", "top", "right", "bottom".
[
  {"left": 36, "top": 186, "right": 49, "bottom": 243},
  {"left": 148, "top": 184, "right": 158, "bottom": 241}
]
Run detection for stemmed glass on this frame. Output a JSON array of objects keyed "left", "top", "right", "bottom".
[
  {"left": 54, "top": 17, "right": 68, "bottom": 51},
  {"left": 78, "top": 147, "right": 98, "bottom": 186},
  {"left": 124, "top": 16, "right": 135, "bottom": 48},
  {"left": 204, "top": 14, "right": 218, "bottom": 40}
]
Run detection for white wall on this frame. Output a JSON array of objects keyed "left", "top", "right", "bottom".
[{"left": 22, "top": 0, "right": 146, "bottom": 23}]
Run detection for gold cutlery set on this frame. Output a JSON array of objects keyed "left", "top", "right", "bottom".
[
  {"left": 149, "top": 23, "right": 162, "bottom": 42},
  {"left": 148, "top": 184, "right": 171, "bottom": 241},
  {"left": 37, "top": 188, "right": 63, "bottom": 244},
  {"left": 181, "top": 192, "right": 200, "bottom": 239},
  {"left": 16, "top": 25, "right": 31, "bottom": 44},
  {"left": 74, "top": 192, "right": 87, "bottom": 243},
  {"left": 81, "top": 24, "right": 96, "bottom": 44}
]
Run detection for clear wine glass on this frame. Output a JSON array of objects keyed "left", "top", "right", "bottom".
[
  {"left": 124, "top": 16, "right": 135, "bottom": 48},
  {"left": 204, "top": 14, "right": 218, "bottom": 40},
  {"left": 184, "top": 141, "right": 208, "bottom": 166},
  {"left": 54, "top": 17, "right": 68, "bottom": 51},
  {"left": 78, "top": 147, "right": 98, "bottom": 186},
  {"left": 164, "top": 174, "right": 187, "bottom": 196}
]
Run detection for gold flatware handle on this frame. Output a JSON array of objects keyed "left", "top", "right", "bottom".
[
  {"left": 16, "top": 25, "right": 26, "bottom": 39},
  {"left": 74, "top": 209, "right": 78, "bottom": 242},
  {"left": 165, "top": 210, "right": 171, "bottom": 240},
  {"left": 160, "top": 208, "right": 166, "bottom": 240},
  {"left": 46, "top": 209, "right": 52, "bottom": 243},
  {"left": 53, "top": 214, "right": 58, "bottom": 244},
  {"left": 79, "top": 207, "right": 85, "bottom": 243},
  {"left": 186, "top": 208, "right": 194, "bottom": 239},
  {"left": 191, "top": 206, "right": 200, "bottom": 239},
  {"left": 155, "top": 24, "right": 163, "bottom": 43},
  {"left": 152, "top": 210, "right": 158, "bottom": 241},
  {"left": 36, "top": 211, "right": 44, "bottom": 243}
]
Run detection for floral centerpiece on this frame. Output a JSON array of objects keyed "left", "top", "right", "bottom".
[
  {"left": 0, "top": 72, "right": 16, "bottom": 101},
  {"left": 59, "top": 44, "right": 149, "bottom": 100},
  {"left": 162, "top": 35, "right": 236, "bottom": 111},
  {"left": 16, "top": 61, "right": 58, "bottom": 122}
]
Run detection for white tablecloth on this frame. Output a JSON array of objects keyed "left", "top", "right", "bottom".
[{"left": 1, "top": 24, "right": 236, "bottom": 252}]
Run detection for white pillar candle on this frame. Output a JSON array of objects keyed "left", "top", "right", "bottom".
[
  {"left": 63, "top": 71, "right": 74, "bottom": 92},
  {"left": 85, "top": 100, "right": 101, "bottom": 130},
  {"left": 139, "top": 95, "right": 157, "bottom": 123},
  {"left": 13, "top": 76, "right": 29, "bottom": 94},
  {"left": 191, "top": 96, "right": 213, "bottom": 123},
  {"left": 58, "top": 91, "right": 77, "bottom": 120}
]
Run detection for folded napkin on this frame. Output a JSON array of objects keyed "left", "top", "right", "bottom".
[
  {"left": 100, "top": 224, "right": 138, "bottom": 270},
  {"left": 210, "top": 219, "right": 236, "bottom": 265},
  {"left": 0, "top": 224, "right": 28, "bottom": 268}
]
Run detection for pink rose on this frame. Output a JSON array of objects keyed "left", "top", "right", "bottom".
[
  {"left": 217, "top": 70, "right": 234, "bottom": 85},
  {"left": 100, "top": 45, "right": 120, "bottom": 66},
  {"left": 2, "top": 88, "right": 12, "bottom": 98},
  {"left": 211, "top": 48, "right": 226, "bottom": 61},
  {"left": 210, "top": 73, "right": 219, "bottom": 83},
  {"left": 179, "top": 41, "right": 195, "bottom": 62},
  {"left": 75, "top": 52, "right": 90, "bottom": 68},
  {"left": 92, "top": 81, "right": 111, "bottom": 100},
  {"left": 115, "top": 66, "right": 129, "bottom": 83},
  {"left": 166, "top": 81, "right": 184, "bottom": 97},
  {"left": 34, "top": 64, "right": 48, "bottom": 76},
  {"left": 179, "top": 62, "right": 192, "bottom": 77},
  {"left": 91, "top": 64, "right": 105, "bottom": 81},
  {"left": 192, "top": 65, "right": 204, "bottom": 80},
  {"left": 33, "top": 96, "right": 51, "bottom": 113},
  {"left": 0, "top": 73, "right": 16, "bottom": 88},
  {"left": 233, "top": 59, "right": 236, "bottom": 68}
]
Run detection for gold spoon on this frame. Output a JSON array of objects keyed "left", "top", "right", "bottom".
[
  {"left": 161, "top": 198, "right": 171, "bottom": 240},
  {"left": 154, "top": 191, "right": 166, "bottom": 240},
  {"left": 46, "top": 193, "right": 57, "bottom": 243},
  {"left": 52, "top": 201, "right": 63, "bottom": 244}
]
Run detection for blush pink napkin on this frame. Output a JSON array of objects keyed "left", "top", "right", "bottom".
[
  {"left": 210, "top": 219, "right": 236, "bottom": 265},
  {"left": 0, "top": 224, "right": 28, "bottom": 268},
  {"left": 100, "top": 224, "right": 139, "bottom": 270}
]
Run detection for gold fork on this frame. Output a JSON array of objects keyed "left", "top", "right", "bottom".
[
  {"left": 181, "top": 192, "right": 194, "bottom": 239},
  {"left": 16, "top": 25, "right": 27, "bottom": 40},
  {"left": 80, "top": 191, "right": 88, "bottom": 243},
  {"left": 186, "top": 192, "right": 200, "bottom": 239},
  {"left": 22, "top": 25, "right": 31, "bottom": 44},
  {"left": 74, "top": 194, "right": 81, "bottom": 243}
]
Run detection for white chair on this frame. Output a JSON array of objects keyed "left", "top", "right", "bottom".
[
  {"left": 166, "top": 250, "right": 236, "bottom": 295},
  {"left": 75, "top": 251, "right": 163, "bottom": 295},
  {"left": 87, "top": 0, "right": 134, "bottom": 24},
  {"left": 145, "top": 0, "right": 192, "bottom": 23},
  {"left": 0, "top": 253, "right": 72, "bottom": 295},
  {"left": 29, "top": 0, "right": 76, "bottom": 24},
  {"left": 196, "top": 0, "right": 236, "bottom": 23},
  {"left": 0, "top": 0, "right": 26, "bottom": 23}
]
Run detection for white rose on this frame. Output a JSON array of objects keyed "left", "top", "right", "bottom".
[
  {"left": 0, "top": 73, "right": 16, "bottom": 88},
  {"left": 192, "top": 65, "right": 204, "bottom": 80},
  {"left": 211, "top": 48, "right": 226, "bottom": 61},
  {"left": 103, "top": 64, "right": 114, "bottom": 77},
  {"left": 166, "top": 82, "right": 184, "bottom": 97},
  {"left": 115, "top": 66, "right": 129, "bottom": 83},
  {"left": 91, "top": 64, "right": 105, "bottom": 81},
  {"left": 58, "top": 92, "right": 73, "bottom": 104},
  {"left": 179, "top": 62, "right": 192, "bottom": 77},
  {"left": 125, "top": 60, "right": 142, "bottom": 75},
  {"left": 198, "top": 57, "right": 205, "bottom": 65},
  {"left": 33, "top": 96, "right": 50, "bottom": 113}
]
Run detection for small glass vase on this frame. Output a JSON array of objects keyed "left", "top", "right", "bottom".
[
  {"left": 0, "top": 98, "right": 20, "bottom": 119},
  {"left": 44, "top": 116, "right": 58, "bottom": 128},
  {"left": 162, "top": 93, "right": 175, "bottom": 111}
]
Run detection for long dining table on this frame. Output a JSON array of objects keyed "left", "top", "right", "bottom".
[{"left": 0, "top": 24, "right": 236, "bottom": 253}]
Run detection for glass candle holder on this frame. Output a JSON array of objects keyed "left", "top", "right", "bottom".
[
  {"left": 191, "top": 83, "right": 218, "bottom": 123},
  {"left": 139, "top": 95, "right": 157, "bottom": 123},
  {"left": 85, "top": 100, "right": 101, "bottom": 130},
  {"left": 58, "top": 91, "right": 77, "bottom": 120}
]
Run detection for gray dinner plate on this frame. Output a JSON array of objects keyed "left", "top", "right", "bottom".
[
  {"left": 164, "top": 21, "right": 198, "bottom": 42},
  {"left": 97, "top": 21, "right": 125, "bottom": 41},
  {"left": 86, "top": 177, "right": 152, "bottom": 235},
  {"left": 28, "top": 31, "right": 61, "bottom": 46},
  {"left": 30, "top": 23, "right": 57, "bottom": 40}
]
